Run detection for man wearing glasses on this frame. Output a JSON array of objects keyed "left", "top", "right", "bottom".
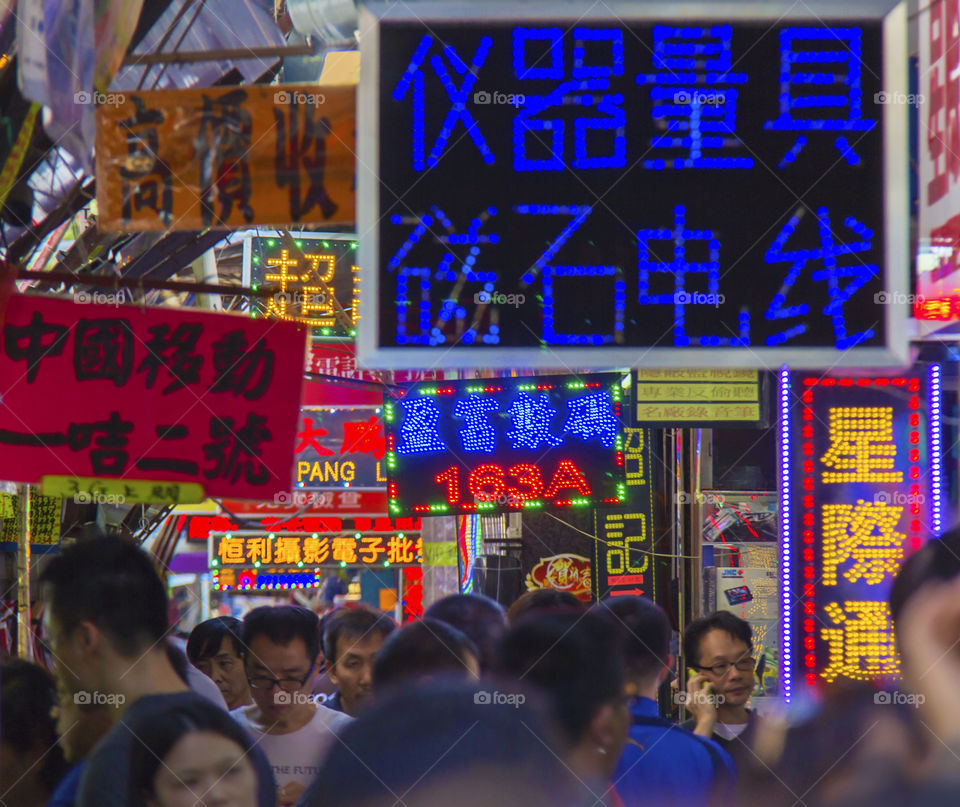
[
  {"left": 233, "top": 606, "right": 352, "bottom": 807},
  {"left": 680, "top": 611, "right": 758, "bottom": 766}
]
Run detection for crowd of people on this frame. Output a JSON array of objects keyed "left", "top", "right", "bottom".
[{"left": 4, "top": 530, "right": 960, "bottom": 806}]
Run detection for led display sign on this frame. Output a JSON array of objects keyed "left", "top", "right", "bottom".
[
  {"left": 358, "top": 2, "right": 907, "bottom": 369},
  {"left": 779, "top": 367, "right": 941, "bottom": 702},
  {"left": 384, "top": 373, "right": 626, "bottom": 516}
]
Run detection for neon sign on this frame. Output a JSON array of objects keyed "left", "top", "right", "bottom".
[
  {"left": 384, "top": 374, "right": 626, "bottom": 516},
  {"left": 243, "top": 233, "right": 360, "bottom": 337},
  {"left": 779, "top": 368, "right": 941, "bottom": 701},
  {"left": 359, "top": 4, "right": 908, "bottom": 368}
]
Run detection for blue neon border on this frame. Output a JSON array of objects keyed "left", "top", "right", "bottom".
[
  {"left": 778, "top": 366, "right": 793, "bottom": 704},
  {"left": 930, "top": 364, "right": 942, "bottom": 537}
]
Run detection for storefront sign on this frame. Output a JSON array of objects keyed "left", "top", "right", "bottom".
[
  {"left": 593, "top": 426, "right": 658, "bottom": 599},
  {"left": 634, "top": 369, "right": 765, "bottom": 425},
  {"left": 384, "top": 374, "right": 626, "bottom": 516},
  {"left": 219, "top": 490, "right": 389, "bottom": 516},
  {"left": 293, "top": 407, "right": 386, "bottom": 489},
  {"left": 0, "top": 294, "right": 306, "bottom": 501},
  {"left": 359, "top": 3, "right": 907, "bottom": 368},
  {"left": 96, "top": 84, "right": 355, "bottom": 231},
  {"left": 779, "top": 367, "right": 941, "bottom": 701},
  {"left": 243, "top": 233, "right": 360, "bottom": 336},
  {"left": 187, "top": 514, "right": 419, "bottom": 542},
  {"left": 0, "top": 489, "right": 61, "bottom": 552},
  {"left": 210, "top": 530, "right": 422, "bottom": 591}
]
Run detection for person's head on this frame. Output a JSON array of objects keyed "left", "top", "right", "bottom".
[
  {"left": 1, "top": 659, "right": 70, "bottom": 805},
  {"left": 187, "top": 617, "right": 251, "bottom": 710},
  {"left": 682, "top": 611, "right": 755, "bottom": 707},
  {"left": 495, "top": 610, "right": 629, "bottom": 781},
  {"left": 129, "top": 702, "right": 261, "bottom": 807},
  {"left": 322, "top": 607, "right": 397, "bottom": 716},
  {"left": 241, "top": 605, "right": 319, "bottom": 722},
  {"left": 372, "top": 619, "right": 480, "bottom": 691},
  {"left": 52, "top": 679, "right": 114, "bottom": 764},
  {"left": 424, "top": 594, "right": 507, "bottom": 672},
  {"left": 39, "top": 534, "right": 168, "bottom": 694},
  {"left": 305, "top": 679, "right": 583, "bottom": 807},
  {"left": 506, "top": 589, "right": 584, "bottom": 624},
  {"left": 890, "top": 526, "right": 960, "bottom": 627},
  {"left": 593, "top": 596, "right": 672, "bottom": 695}
]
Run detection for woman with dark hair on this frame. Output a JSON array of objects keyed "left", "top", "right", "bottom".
[{"left": 128, "top": 701, "right": 267, "bottom": 807}]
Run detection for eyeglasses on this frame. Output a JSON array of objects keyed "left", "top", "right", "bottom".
[
  {"left": 693, "top": 657, "right": 756, "bottom": 677},
  {"left": 247, "top": 666, "right": 314, "bottom": 693}
]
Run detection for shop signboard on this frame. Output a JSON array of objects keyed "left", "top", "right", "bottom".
[
  {"left": 219, "top": 490, "right": 389, "bottom": 517},
  {"left": 779, "top": 367, "right": 941, "bottom": 701},
  {"left": 0, "top": 293, "right": 306, "bottom": 501},
  {"left": 210, "top": 529, "right": 422, "bottom": 591},
  {"left": 96, "top": 84, "right": 355, "bottom": 231},
  {"left": 384, "top": 373, "right": 626, "bottom": 516},
  {"left": 634, "top": 369, "right": 767, "bottom": 426},
  {"left": 293, "top": 407, "right": 387, "bottom": 490},
  {"left": 359, "top": 1, "right": 908, "bottom": 369}
]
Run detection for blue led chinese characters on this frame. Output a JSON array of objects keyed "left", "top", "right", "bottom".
[
  {"left": 505, "top": 393, "right": 564, "bottom": 450},
  {"left": 563, "top": 392, "right": 618, "bottom": 447},
  {"left": 396, "top": 398, "right": 448, "bottom": 454},
  {"left": 764, "top": 27, "right": 875, "bottom": 167},
  {"left": 454, "top": 395, "right": 499, "bottom": 452}
]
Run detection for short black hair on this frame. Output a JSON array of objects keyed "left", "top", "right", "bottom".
[
  {"left": 506, "top": 589, "right": 585, "bottom": 624},
  {"left": 495, "top": 610, "right": 625, "bottom": 747},
  {"left": 593, "top": 596, "right": 671, "bottom": 681},
  {"left": 303, "top": 679, "right": 580, "bottom": 807},
  {"left": 186, "top": 616, "right": 245, "bottom": 665},
  {"left": 322, "top": 607, "right": 397, "bottom": 665},
  {"left": 682, "top": 611, "right": 753, "bottom": 668},
  {"left": 1, "top": 659, "right": 70, "bottom": 791},
  {"left": 128, "top": 700, "right": 264, "bottom": 803},
  {"left": 424, "top": 594, "right": 507, "bottom": 671},
  {"left": 39, "top": 534, "right": 168, "bottom": 657},
  {"left": 372, "top": 619, "right": 478, "bottom": 690},
  {"left": 241, "top": 605, "right": 320, "bottom": 662},
  {"left": 890, "top": 526, "right": 960, "bottom": 624}
]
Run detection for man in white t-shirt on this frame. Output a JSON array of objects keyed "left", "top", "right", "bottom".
[{"left": 233, "top": 606, "right": 352, "bottom": 806}]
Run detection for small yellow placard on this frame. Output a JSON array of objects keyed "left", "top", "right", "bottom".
[
  {"left": 41, "top": 476, "right": 206, "bottom": 505},
  {"left": 636, "top": 403, "right": 761, "bottom": 421},
  {"left": 635, "top": 369, "right": 757, "bottom": 382},
  {"left": 422, "top": 541, "right": 457, "bottom": 567},
  {"left": 635, "top": 383, "right": 759, "bottom": 402}
]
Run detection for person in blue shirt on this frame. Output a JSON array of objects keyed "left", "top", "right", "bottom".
[{"left": 594, "top": 596, "right": 735, "bottom": 807}]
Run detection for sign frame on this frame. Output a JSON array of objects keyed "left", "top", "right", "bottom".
[{"left": 357, "top": 0, "right": 908, "bottom": 370}]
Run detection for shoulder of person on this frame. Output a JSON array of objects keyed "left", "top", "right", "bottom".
[{"left": 312, "top": 702, "right": 354, "bottom": 728}]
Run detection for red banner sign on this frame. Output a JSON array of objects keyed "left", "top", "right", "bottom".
[
  {"left": 0, "top": 294, "right": 307, "bottom": 499},
  {"left": 219, "top": 490, "right": 389, "bottom": 516}
]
